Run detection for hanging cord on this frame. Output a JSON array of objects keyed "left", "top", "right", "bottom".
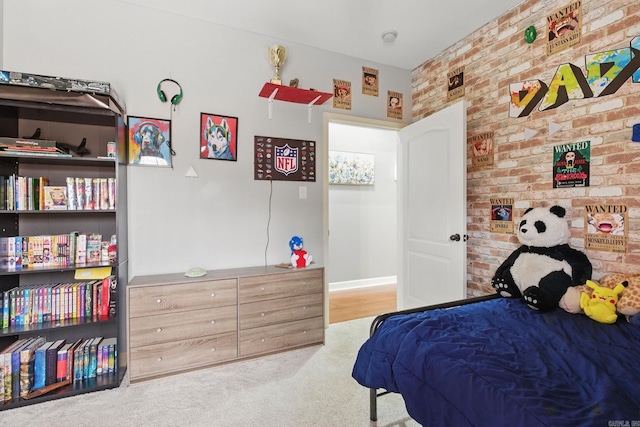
[
  {"left": 167, "top": 105, "right": 177, "bottom": 157},
  {"left": 264, "top": 180, "right": 274, "bottom": 267}
]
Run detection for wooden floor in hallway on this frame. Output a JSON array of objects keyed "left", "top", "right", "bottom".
[{"left": 329, "top": 284, "right": 397, "bottom": 324}]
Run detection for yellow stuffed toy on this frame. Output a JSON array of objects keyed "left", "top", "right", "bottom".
[{"left": 579, "top": 280, "right": 626, "bottom": 324}]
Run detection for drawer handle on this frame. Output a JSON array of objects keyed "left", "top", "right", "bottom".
[
  {"left": 210, "top": 320, "right": 216, "bottom": 324},
  {"left": 156, "top": 298, "right": 162, "bottom": 304},
  {"left": 260, "top": 287, "right": 265, "bottom": 291},
  {"left": 261, "top": 338, "right": 265, "bottom": 343},
  {"left": 211, "top": 292, "right": 215, "bottom": 298},
  {"left": 302, "top": 281, "right": 307, "bottom": 286},
  {"left": 303, "top": 330, "right": 307, "bottom": 334},
  {"left": 157, "top": 357, "right": 163, "bottom": 362},
  {"left": 261, "top": 312, "right": 265, "bottom": 317},
  {"left": 211, "top": 347, "right": 216, "bottom": 352},
  {"left": 302, "top": 306, "right": 307, "bottom": 310},
  {"left": 156, "top": 328, "right": 162, "bottom": 333}
]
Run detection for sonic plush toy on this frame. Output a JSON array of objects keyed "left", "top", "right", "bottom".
[{"left": 289, "top": 236, "right": 312, "bottom": 268}]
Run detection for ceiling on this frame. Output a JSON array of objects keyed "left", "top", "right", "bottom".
[{"left": 121, "top": 0, "right": 525, "bottom": 70}]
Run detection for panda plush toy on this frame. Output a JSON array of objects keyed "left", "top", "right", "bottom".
[{"left": 491, "top": 205, "right": 592, "bottom": 311}]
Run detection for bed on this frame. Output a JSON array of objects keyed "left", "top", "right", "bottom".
[{"left": 352, "top": 294, "right": 640, "bottom": 426}]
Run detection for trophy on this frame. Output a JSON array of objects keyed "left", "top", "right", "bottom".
[{"left": 268, "top": 44, "right": 287, "bottom": 85}]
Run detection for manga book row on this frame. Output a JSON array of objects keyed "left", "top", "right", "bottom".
[
  {"left": 0, "top": 275, "right": 117, "bottom": 328},
  {"left": 0, "top": 175, "right": 116, "bottom": 211},
  {"left": 0, "top": 232, "right": 117, "bottom": 270}
]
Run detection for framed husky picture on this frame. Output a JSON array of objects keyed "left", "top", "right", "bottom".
[
  {"left": 127, "top": 116, "right": 172, "bottom": 167},
  {"left": 200, "top": 113, "right": 238, "bottom": 161}
]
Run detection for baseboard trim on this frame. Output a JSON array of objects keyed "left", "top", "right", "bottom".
[{"left": 329, "top": 276, "right": 397, "bottom": 292}]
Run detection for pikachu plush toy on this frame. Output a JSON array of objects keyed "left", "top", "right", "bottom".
[{"left": 579, "top": 280, "right": 627, "bottom": 324}]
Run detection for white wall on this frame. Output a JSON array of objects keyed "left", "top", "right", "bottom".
[
  {"left": 328, "top": 122, "right": 397, "bottom": 286},
  {"left": 2, "top": 0, "right": 411, "bottom": 279}
]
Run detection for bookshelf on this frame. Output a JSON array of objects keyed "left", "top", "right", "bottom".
[{"left": 0, "top": 83, "right": 128, "bottom": 409}]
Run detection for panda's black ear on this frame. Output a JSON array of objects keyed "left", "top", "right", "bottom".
[
  {"left": 524, "top": 207, "right": 534, "bottom": 215},
  {"left": 550, "top": 205, "right": 566, "bottom": 218}
]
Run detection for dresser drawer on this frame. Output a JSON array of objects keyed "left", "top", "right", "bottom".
[
  {"left": 130, "top": 305, "right": 238, "bottom": 348},
  {"left": 239, "top": 293, "right": 323, "bottom": 330},
  {"left": 129, "top": 279, "right": 237, "bottom": 318},
  {"left": 129, "top": 332, "right": 238, "bottom": 380},
  {"left": 239, "top": 316, "right": 324, "bottom": 357},
  {"left": 238, "top": 269, "right": 323, "bottom": 304}
]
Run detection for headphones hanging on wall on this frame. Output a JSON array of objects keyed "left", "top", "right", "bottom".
[{"left": 156, "top": 78, "right": 183, "bottom": 106}]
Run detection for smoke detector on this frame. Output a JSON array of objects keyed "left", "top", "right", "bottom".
[{"left": 381, "top": 30, "right": 398, "bottom": 43}]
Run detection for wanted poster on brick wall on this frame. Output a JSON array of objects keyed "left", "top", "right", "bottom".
[
  {"left": 553, "top": 140, "right": 590, "bottom": 188},
  {"left": 470, "top": 132, "right": 494, "bottom": 167},
  {"left": 490, "top": 198, "right": 514, "bottom": 234},
  {"left": 254, "top": 136, "right": 316, "bottom": 182},
  {"left": 585, "top": 204, "right": 628, "bottom": 253},
  {"left": 447, "top": 66, "right": 464, "bottom": 102},
  {"left": 547, "top": 1, "right": 582, "bottom": 56}
]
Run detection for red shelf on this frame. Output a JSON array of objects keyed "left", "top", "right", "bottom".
[{"left": 259, "top": 82, "right": 332, "bottom": 105}]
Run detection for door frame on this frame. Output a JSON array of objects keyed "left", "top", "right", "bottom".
[{"left": 322, "top": 112, "right": 405, "bottom": 327}]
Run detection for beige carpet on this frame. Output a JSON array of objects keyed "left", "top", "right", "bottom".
[{"left": 2, "top": 317, "right": 418, "bottom": 426}]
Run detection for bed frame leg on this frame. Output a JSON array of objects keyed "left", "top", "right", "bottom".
[{"left": 370, "top": 387, "right": 378, "bottom": 421}]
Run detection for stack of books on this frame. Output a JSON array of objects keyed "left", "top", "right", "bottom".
[{"left": 0, "top": 137, "right": 72, "bottom": 158}]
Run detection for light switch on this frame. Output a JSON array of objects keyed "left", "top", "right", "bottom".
[{"left": 299, "top": 186, "right": 307, "bottom": 199}]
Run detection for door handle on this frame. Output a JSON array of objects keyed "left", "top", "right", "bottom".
[{"left": 449, "top": 234, "right": 460, "bottom": 241}]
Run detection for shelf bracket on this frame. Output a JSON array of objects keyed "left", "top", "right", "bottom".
[
  {"left": 307, "top": 95, "right": 322, "bottom": 124},
  {"left": 268, "top": 87, "right": 279, "bottom": 120}
]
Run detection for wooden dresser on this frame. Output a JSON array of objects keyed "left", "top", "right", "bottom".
[{"left": 127, "top": 265, "right": 324, "bottom": 382}]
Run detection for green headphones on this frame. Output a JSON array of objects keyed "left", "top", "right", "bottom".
[{"left": 156, "top": 78, "right": 183, "bottom": 106}]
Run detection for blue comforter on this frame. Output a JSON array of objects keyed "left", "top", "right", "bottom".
[{"left": 352, "top": 298, "right": 640, "bottom": 426}]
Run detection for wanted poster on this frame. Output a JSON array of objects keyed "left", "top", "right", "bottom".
[
  {"left": 333, "top": 79, "right": 352, "bottom": 110},
  {"left": 585, "top": 204, "right": 628, "bottom": 253},
  {"left": 470, "top": 132, "right": 494, "bottom": 167},
  {"left": 447, "top": 66, "right": 465, "bottom": 102},
  {"left": 490, "top": 198, "right": 514, "bottom": 234},
  {"left": 553, "top": 140, "right": 590, "bottom": 188},
  {"left": 547, "top": 1, "right": 582, "bottom": 56},
  {"left": 386, "top": 90, "right": 403, "bottom": 120},
  {"left": 362, "top": 66, "right": 379, "bottom": 97}
]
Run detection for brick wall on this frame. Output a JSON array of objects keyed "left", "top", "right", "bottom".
[{"left": 412, "top": 0, "right": 640, "bottom": 296}]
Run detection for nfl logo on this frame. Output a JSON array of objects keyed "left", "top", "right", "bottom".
[{"left": 275, "top": 144, "right": 298, "bottom": 176}]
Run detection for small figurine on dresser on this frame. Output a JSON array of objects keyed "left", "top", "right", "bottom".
[{"left": 289, "top": 235, "right": 312, "bottom": 268}]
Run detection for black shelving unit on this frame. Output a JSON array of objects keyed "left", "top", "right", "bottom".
[{"left": 0, "top": 83, "right": 128, "bottom": 410}]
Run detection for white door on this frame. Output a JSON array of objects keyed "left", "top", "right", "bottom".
[{"left": 397, "top": 100, "right": 467, "bottom": 310}]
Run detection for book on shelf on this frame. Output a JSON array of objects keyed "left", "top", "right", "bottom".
[
  {"left": 56, "top": 342, "right": 71, "bottom": 382},
  {"left": 86, "top": 234, "right": 102, "bottom": 263},
  {"left": 0, "top": 136, "right": 59, "bottom": 149},
  {"left": 98, "top": 337, "right": 117, "bottom": 374},
  {"left": 0, "top": 338, "right": 30, "bottom": 403},
  {"left": 59, "top": 338, "right": 82, "bottom": 383},
  {"left": 0, "top": 149, "right": 72, "bottom": 158},
  {"left": 33, "top": 341, "right": 53, "bottom": 390},
  {"left": 19, "top": 336, "right": 45, "bottom": 397},
  {"left": 87, "top": 337, "right": 102, "bottom": 379},
  {"left": 42, "top": 186, "right": 68, "bottom": 210},
  {"left": 75, "top": 233, "right": 87, "bottom": 264},
  {"left": 46, "top": 339, "right": 66, "bottom": 386}
]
